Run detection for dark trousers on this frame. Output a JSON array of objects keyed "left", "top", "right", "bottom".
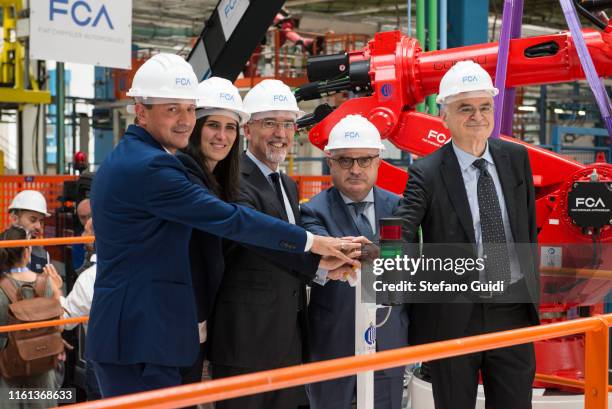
[
  {"left": 85, "top": 359, "right": 102, "bottom": 400},
  {"left": 306, "top": 371, "right": 404, "bottom": 409},
  {"left": 429, "top": 303, "right": 535, "bottom": 409},
  {"left": 212, "top": 321, "right": 303, "bottom": 409},
  {"left": 93, "top": 361, "right": 181, "bottom": 399}
]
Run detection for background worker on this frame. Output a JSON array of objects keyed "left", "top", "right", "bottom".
[
  {"left": 394, "top": 61, "right": 539, "bottom": 409},
  {"left": 7, "top": 190, "right": 50, "bottom": 273},
  {"left": 301, "top": 115, "right": 409, "bottom": 409},
  {"left": 209, "top": 79, "right": 364, "bottom": 409},
  {"left": 51, "top": 217, "right": 101, "bottom": 401},
  {"left": 88, "top": 54, "right": 361, "bottom": 398},
  {"left": 0, "top": 226, "right": 63, "bottom": 408},
  {"left": 73, "top": 198, "right": 94, "bottom": 273}
]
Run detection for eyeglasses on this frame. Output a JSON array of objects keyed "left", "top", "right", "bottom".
[
  {"left": 455, "top": 104, "right": 493, "bottom": 117},
  {"left": 330, "top": 156, "right": 379, "bottom": 169},
  {"left": 253, "top": 119, "right": 296, "bottom": 131}
]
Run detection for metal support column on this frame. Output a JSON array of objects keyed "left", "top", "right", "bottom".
[
  {"left": 56, "top": 62, "right": 65, "bottom": 174},
  {"left": 416, "top": 0, "right": 425, "bottom": 112},
  {"left": 427, "top": 0, "right": 438, "bottom": 115}
]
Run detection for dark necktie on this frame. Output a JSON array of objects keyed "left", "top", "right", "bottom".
[
  {"left": 269, "top": 172, "right": 288, "bottom": 219},
  {"left": 350, "top": 202, "right": 375, "bottom": 241},
  {"left": 472, "top": 159, "right": 511, "bottom": 283}
]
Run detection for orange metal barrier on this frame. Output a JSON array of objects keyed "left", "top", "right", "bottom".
[
  {"left": 58, "top": 315, "right": 611, "bottom": 409},
  {"left": 0, "top": 175, "right": 77, "bottom": 228},
  {"left": 291, "top": 175, "right": 332, "bottom": 201},
  {"left": 0, "top": 236, "right": 95, "bottom": 248},
  {"left": 0, "top": 316, "right": 88, "bottom": 333}
]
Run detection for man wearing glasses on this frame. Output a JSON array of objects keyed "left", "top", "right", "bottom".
[
  {"left": 209, "top": 80, "right": 363, "bottom": 409},
  {"left": 394, "top": 61, "right": 539, "bottom": 409},
  {"left": 301, "top": 114, "right": 409, "bottom": 409}
]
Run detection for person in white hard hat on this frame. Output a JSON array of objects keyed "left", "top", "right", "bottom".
[
  {"left": 300, "top": 114, "right": 409, "bottom": 409},
  {"left": 395, "top": 60, "right": 539, "bottom": 409},
  {"left": 8, "top": 190, "right": 51, "bottom": 273},
  {"left": 88, "top": 55, "right": 362, "bottom": 398},
  {"left": 208, "top": 81, "right": 368, "bottom": 409}
]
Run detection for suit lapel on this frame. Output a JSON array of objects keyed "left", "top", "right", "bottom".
[
  {"left": 488, "top": 140, "right": 519, "bottom": 241},
  {"left": 240, "top": 153, "right": 289, "bottom": 221},
  {"left": 329, "top": 188, "right": 361, "bottom": 237},
  {"left": 440, "top": 144, "right": 477, "bottom": 243}
]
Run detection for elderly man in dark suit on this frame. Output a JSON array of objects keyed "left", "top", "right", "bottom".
[
  {"left": 394, "top": 60, "right": 540, "bottom": 409},
  {"left": 301, "top": 114, "right": 410, "bottom": 409}
]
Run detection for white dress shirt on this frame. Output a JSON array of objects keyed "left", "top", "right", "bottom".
[{"left": 60, "top": 255, "right": 96, "bottom": 332}]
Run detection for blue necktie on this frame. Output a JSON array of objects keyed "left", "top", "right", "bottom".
[
  {"left": 472, "top": 159, "right": 511, "bottom": 283},
  {"left": 350, "top": 202, "right": 374, "bottom": 240}
]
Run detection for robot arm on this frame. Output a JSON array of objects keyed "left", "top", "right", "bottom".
[{"left": 299, "top": 24, "right": 612, "bottom": 193}]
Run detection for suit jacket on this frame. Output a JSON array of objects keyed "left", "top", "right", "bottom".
[
  {"left": 394, "top": 138, "right": 540, "bottom": 346},
  {"left": 88, "top": 125, "right": 306, "bottom": 367},
  {"left": 209, "top": 153, "right": 320, "bottom": 370},
  {"left": 300, "top": 186, "right": 410, "bottom": 377}
]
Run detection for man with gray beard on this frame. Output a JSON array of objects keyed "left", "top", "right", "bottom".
[{"left": 209, "top": 80, "right": 362, "bottom": 409}]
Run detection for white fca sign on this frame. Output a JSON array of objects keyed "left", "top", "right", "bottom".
[{"left": 30, "top": 0, "right": 132, "bottom": 69}]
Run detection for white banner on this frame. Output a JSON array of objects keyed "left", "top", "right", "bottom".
[{"left": 30, "top": 0, "right": 132, "bottom": 69}]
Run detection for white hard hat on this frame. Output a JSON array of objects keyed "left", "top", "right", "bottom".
[
  {"left": 8, "top": 190, "right": 49, "bottom": 216},
  {"left": 436, "top": 61, "right": 499, "bottom": 105},
  {"left": 127, "top": 53, "right": 199, "bottom": 100},
  {"left": 325, "top": 114, "right": 386, "bottom": 151},
  {"left": 196, "top": 77, "right": 250, "bottom": 125},
  {"left": 243, "top": 79, "right": 304, "bottom": 118}
]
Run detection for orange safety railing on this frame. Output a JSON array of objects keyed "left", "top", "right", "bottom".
[
  {"left": 0, "top": 175, "right": 78, "bottom": 229},
  {"left": 50, "top": 315, "right": 610, "bottom": 409}
]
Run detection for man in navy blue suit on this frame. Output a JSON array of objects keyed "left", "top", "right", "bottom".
[
  {"left": 88, "top": 53, "right": 360, "bottom": 398},
  {"left": 301, "top": 115, "right": 410, "bottom": 409}
]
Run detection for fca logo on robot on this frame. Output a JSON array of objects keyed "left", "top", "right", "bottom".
[{"left": 49, "top": 0, "right": 114, "bottom": 29}]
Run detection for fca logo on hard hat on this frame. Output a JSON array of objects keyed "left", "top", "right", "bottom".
[
  {"left": 220, "top": 93, "right": 235, "bottom": 102},
  {"left": 273, "top": 95, "right": 288, "bottom": 102},
  {"left": 462, "top": 75, "right": 478, "bottom": 83},
  {"left": 175, "top": 78, "right": 192, "bottom": 86},
  {"left": 345, "top": 131, "right": 359, "bottom": 139},
  {"left": 49, "top": 0, "right": 115, "bottom": 29}
]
